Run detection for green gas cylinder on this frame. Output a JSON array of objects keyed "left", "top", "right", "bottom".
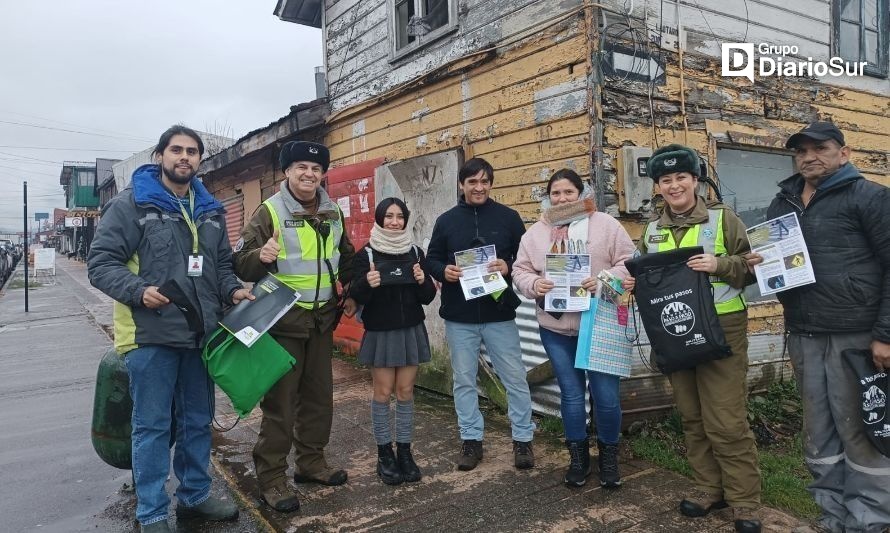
[{"left": 91, "top": 347, "right": 132, "bottom": 469}]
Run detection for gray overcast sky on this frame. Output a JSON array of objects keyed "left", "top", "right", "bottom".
[{"left": 0, "top": 0, "right": 323, "bottom": 234}]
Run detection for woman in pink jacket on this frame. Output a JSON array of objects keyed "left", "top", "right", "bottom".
[{"left": 513, "top": 169, "right": 635, "bottom": 488}]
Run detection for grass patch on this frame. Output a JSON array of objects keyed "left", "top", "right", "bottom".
[
  {"left": 627, "top": 380, "right": 818, "bottom": 519},
  {"left": 536, "top": 414, "right": 565, "bottom": 437},
  {"left": 760, "top": 437, "right": 821, "bottom": 518},
  {"left": 630, "top": 434, "right": 693, "bottom": 477},
  {"left": 7, "top": 280, "right": 41, "bottom": 289}
]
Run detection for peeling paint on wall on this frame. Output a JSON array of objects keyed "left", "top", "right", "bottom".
[
  {"left": 532, "top": 76, "right": 588, "bottom": 125},
  {"left": 352, "top": 120, "right": 365, "bottom": 136},
  {"left": 534, "top": 89, "right": 586, "bottom": 124},
  {"left": 351, "top": 119, "right": 367, "bottom": 161},
  {"left": 461, "top": 74, "right": 472, "bottom": 139},
  {"left": 411, "top": 107, "right": 431, "bottom": 122}
]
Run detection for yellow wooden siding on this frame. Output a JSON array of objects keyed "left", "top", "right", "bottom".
[
  {"left": 328, "top": 47, "right": 589, "bottom": 165},
  {"left": 327, "top": 21, "right": 592, "bottom": 228},
  {"left": 326, "top": 22, "right": 587, "bottom": 131},
  {"left": 326, "top": 40, "right": 589, "bottom": 150},
  {"left": 602, "top": 49, "right": 890, "bottom": 330}
]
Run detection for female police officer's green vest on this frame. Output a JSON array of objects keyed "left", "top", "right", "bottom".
[
  {"left": 643, "top": 208, "right": 746, "bottom": 315},
  {"left": 263, "top": 192, "right": 344, "bottom": 310}
]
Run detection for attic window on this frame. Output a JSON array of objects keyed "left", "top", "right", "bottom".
[
  {"left": 834, "top": 0, "right": 889, "bottom": 77},
  {"left": 391, "top": 0, "right": 457, "bottom": 59}
]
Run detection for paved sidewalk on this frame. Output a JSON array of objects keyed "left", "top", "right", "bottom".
[{"left": 55, "top": 255, "right": 803, "bottom": 532}]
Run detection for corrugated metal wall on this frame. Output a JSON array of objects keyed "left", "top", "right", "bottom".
[
  {"left": 500, "top": 296, "right": 793, "bottom": 421},
  {"left": 221, "top": 194, "right": 244, "bottom": 249}
]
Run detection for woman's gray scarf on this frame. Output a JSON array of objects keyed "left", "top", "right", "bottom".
[{"left": 369, "top": 223, "right": 413, "bottom": 255}]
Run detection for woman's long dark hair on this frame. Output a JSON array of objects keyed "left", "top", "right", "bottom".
[{"left": 374, "top": 197, "right": 410, "bottom": 229}]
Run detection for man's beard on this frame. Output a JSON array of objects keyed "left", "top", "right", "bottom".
[{"left": 162, "top": 163, "right": 196, "bottom": 185}]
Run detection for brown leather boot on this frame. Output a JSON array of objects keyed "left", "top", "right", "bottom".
[
  {"left": 679, "top": 490, "right": 727, "bottom": 517},
  {"left": 732, "top": 507, "right": 762, "bottom": 533},
  {"left": 260, "top": 483, "right": 300, "bottom": 513},
  {"left": 294, "top": 462, "right": 348, "bottom": 486},
  {"left": 457, "top": 439, "right": 483, "bottom": 471}
]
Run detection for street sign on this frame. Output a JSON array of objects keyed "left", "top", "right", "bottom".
[
  {"left": 35, "top": 212, "right": 49, "bottom": 221},
  {"left": 34, "top": 248, "right": 55, "bottom": 275}
]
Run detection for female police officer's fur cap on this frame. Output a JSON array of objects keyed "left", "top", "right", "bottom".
[
  {"left": 646, "top": 144, "right": 700, "bottom": 181},
  {"left": 279, "top": 141, "right": 330, "bottom": 172}
]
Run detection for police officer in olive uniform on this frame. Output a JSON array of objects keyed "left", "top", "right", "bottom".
[
  {"left": 234, "top": 141, "right": 355, "bottom": 513},
  {"left": 623, "top": 145, "right": 761, "bottom": 533}
]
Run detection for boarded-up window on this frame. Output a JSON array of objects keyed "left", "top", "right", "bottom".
[
  {"left": 716, "top": 148, "right": 793, "bottom": 228},
  {"left": 716, "top": 147, "right": 793, "bottom": 302}
]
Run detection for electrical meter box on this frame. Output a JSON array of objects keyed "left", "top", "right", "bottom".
[{"left": 617, "top": 146, "right": 654, "bottom": 214}]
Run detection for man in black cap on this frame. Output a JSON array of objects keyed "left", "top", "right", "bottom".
[
  {"left": 234, "top": 140, "right": 355, "bottom": 513},
  {"left": 749, "top": 121, "right": 890, "bottom": 533}
]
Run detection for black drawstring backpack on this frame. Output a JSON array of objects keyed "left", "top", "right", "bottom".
[
  {"left": 626, "top": 246, "right": 732, "bottom": 374},
  {"left": 843, "top": 349, "right": 890, "bottom": 457}
]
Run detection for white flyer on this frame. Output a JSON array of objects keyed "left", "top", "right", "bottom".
[
  {"left": 543, "top": 254, "right": 592, "bottom": 312},
  {"left": 454, "top": 244, "right": 507, "bottom": 300},
  {"left": 746, "top": 212, "right": 816, "bottom": 296}
]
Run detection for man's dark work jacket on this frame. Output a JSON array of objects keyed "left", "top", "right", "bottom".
[
  {"left": 766, "top": 163, "right": 890, "bottom": 342},
  {"left": 426, "top": 195, "right": 526, "bottom": 324}
]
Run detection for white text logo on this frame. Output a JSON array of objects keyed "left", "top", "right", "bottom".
[
  {"left": 721, "top": 43, "right": 755, "bottom": 82},
  {"left": 721, "top": 42, "right": 867, "bottom": 83}
]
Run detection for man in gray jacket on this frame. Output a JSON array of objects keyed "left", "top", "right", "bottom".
[{"left": 88, "top": 125, "right": 252, "bottom": 533}]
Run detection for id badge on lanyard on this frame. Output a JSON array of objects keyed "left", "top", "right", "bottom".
[
  {"left": 180, "top": 190, "right": 203, "bottom": 277},
  {"left": 187, "top": 254, "right": 203, "bottom": 276}
]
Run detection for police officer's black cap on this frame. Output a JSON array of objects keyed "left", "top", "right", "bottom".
[
  {"left": 279, "top": 141, "right": 330, "bottom": 172},
  {"left": 785, "top": 121, "right": 845, "bottom": 149}
]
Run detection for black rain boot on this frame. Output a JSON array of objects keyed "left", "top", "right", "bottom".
[
  {"left": 376, "top": 443, "right": 403, "bottom": 485},
  {"left": 396, "top": 442, "right": 422, "bottom": 482},
  {"left": 597, "top": 439, "right": 621, "bottom": 488},
  {"left": 564, "top": 439, "right": 591, "bottom": 487}
]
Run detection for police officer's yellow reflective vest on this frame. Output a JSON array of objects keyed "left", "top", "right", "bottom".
[
  {"left": 644, "top": 208, "right": 746, "bottom": 315},
  {"left": 263, "top": 194, "right": 343, "bottom": 310}
]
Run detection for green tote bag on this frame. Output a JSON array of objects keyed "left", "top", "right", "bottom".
[{"left": 202, "top": 327, "right": 296, "bottom": 418}]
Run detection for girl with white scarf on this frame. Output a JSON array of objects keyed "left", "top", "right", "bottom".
[{"left": 347, "top": 197, "right": 437, "bottom": 486}]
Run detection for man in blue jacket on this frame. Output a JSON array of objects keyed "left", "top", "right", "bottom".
[
  {"left": 426, "top": 157, "right": 535, "bottom": 471},
  {"left": 749, "top": 122, "right": 890, "bottom": 533},
  {"left": 89, "top": 125, "right": 253, "bottom": 532}
]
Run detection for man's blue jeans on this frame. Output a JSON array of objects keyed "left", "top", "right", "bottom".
[
  {"left": 125, "top": 345, "right": 212, "bottom": 525},
  {"left": 539, "top": 327, "right": 621, "bottom": 443},
  {"left": 445, "top": 320, "right": 535, "bottom": 442}
]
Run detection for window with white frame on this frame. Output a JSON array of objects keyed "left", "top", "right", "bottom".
[
  {"left": 390, "top": 0, "right": 457, "bottom": 58},
  {"left": 834, "top": 0, "right": 889, "bottom": 78},
  {"left": 78, "top": 169, "right": 96, "bottom": 187}
]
